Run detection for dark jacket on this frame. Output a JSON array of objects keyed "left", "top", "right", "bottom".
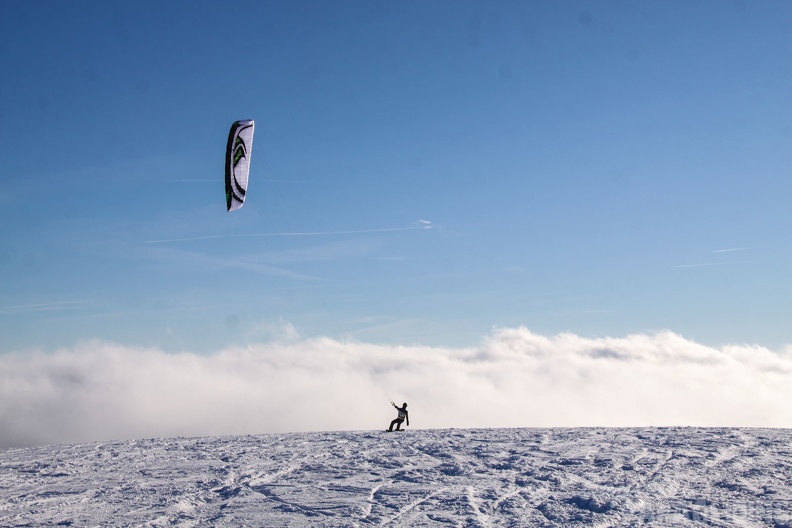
[{"left": 393, "top": 403, "right": 409, "bottom": 426}]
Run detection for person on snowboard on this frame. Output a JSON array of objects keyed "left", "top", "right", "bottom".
[{"left": 388, "top": 402, "right": 409, "bottom": 432}]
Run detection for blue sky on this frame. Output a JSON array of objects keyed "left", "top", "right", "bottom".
[{"left": 2, "top": 0, "right": 792, "bottom": 355}]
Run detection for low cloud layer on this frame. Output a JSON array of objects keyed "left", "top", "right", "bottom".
[{"left": 2, "top": 327, "right": 791, "bottom": 448}]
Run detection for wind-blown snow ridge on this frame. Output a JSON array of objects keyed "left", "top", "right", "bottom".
[{"left": 2, "top": 427, "right": 791, "bottom": 527}]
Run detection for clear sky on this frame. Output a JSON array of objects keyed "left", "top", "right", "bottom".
[{"left": 2, "top": 1, "right": 792, "bottom": 445}]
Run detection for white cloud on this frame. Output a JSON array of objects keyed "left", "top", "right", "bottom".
[{"left": 1, "top": 327, "right": 791, "bottom": 448}]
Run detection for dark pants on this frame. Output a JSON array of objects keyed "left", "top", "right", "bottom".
[{"left": 389, "top": 418, "right": 404, "bottom": 431}]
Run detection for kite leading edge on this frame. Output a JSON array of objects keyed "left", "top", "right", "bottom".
[{"left": 225, "top": 119, "right": 255, "bottom": 212}]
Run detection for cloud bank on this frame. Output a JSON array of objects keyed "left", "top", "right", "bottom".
[{"left": 2, "top": 327, "right": 791, "bottom": 448}]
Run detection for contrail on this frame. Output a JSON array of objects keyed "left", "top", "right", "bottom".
[
  {"left": 712, "top": 247, "right": 748, "bottom": 253},
  {"left": 167, "top": 179, "right": 306, "bottom": 183},
  {"left": 670, "top": 263, "right": 723, "bottom": 269},
  {"left": 0, "top": 300, "right": 92, "bottom": 315},
  {"left": 144, "top": 226, "right": 426, "bottom": 245}
]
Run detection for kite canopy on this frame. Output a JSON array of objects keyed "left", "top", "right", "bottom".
[{"left": 225, "top": 119, "right": 255, "bottom": 211}]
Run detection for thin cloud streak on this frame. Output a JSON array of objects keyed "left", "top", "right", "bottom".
[
  {"left": 168, "top": 179, "right": 306, "bottom": 183},
  {"left": 2, "top": 327, "right": 791, "bottom": 448},
  {"left": 144, "top": 226, "right": 427, "bottom": 245},
  {"left": 712, "top": 248, "right": 748, "bottom": 253},
  {"left": 138, "top": 245, "right": 318, "bottom": 280},
  {"left": 670, "top": 263, "right": 723, "bottom": 269},
  {"left": 0, "top": 301, "right": 92, "bottom": 316}
]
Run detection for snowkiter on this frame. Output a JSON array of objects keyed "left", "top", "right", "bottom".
[{"left": 388, "top": 402, "right": 409, "bottom": 431}]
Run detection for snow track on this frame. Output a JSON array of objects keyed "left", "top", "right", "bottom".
[{"left": 1, "top": 428, "right": 791, "bottom": 527}]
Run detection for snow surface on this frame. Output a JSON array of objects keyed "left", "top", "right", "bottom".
[{"left": 1, "top": 428, "right": 791, "bottom": 527}]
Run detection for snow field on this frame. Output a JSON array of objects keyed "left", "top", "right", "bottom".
[{"left": 1, "top": 428, "right": 791, "bottom": 527}]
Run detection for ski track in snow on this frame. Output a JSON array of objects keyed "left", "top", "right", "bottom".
[{"left": 1, "top": 428, "right": 791, "bottom": 527}]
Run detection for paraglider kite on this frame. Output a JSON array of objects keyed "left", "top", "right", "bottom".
[{"left": 225, "top": 119, "right": 255, "bottom": 211}]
